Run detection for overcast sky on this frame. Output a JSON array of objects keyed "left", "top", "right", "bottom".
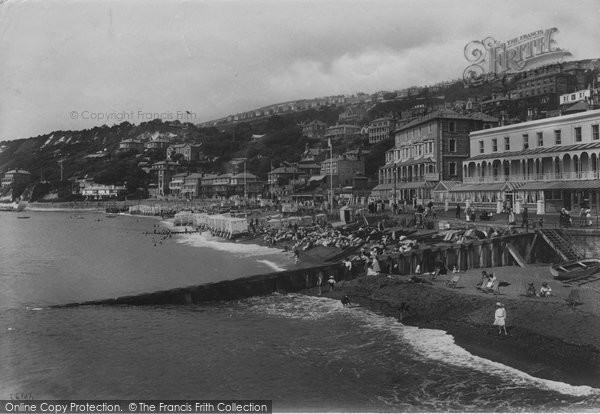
[{"left": 1, "top": 0, "right": 599, "bottom": 140}]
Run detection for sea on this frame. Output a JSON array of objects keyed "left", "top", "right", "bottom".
[{"left": 1, "top": 210, "right": 600, "bottom": 412}]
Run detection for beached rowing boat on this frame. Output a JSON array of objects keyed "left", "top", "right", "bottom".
[{"left": 549, "top": 259, "right": 600, "bottom": 280}]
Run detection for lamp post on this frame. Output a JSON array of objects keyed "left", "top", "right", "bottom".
[
  {"left": 393, "top": 165, "right": 397, "bottom": 206},
  {"left": 244, "top": 160, "right": 247, "bottom": 201},
  {"left": 329, "top": 144, "right": 333, "bottom": 214}
]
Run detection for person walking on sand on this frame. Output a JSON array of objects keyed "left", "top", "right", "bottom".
[
  {"left": 341, "top": 295, "right": 351, "bottom": 307},
  {"left": 493, "top": 302, "right": 507, "bottom": 335}
]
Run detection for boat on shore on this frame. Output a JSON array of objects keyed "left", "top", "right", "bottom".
[{"left": 550, "top": 259, "right": 600, "bottom": 280}]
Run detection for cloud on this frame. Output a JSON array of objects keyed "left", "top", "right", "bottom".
[{"left": 1, "top": 0, "right": 599, "bottom": 140}]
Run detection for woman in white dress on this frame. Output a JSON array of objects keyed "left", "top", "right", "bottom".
[{"left": 493, "top": 302, "right": 507, "bottom": 335}]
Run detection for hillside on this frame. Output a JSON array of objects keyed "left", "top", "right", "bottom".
[{"left": 2, "top": 58, "right": 598, "bottom": 202}]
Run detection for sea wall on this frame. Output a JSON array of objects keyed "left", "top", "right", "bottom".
[
  {"left": 58, "top": 263, "right": 347, "bottom": 307},
  {"left": 389, "top": 233, "right": 538, "bottom": 274},
  {"left": 564, "top": 229, "right": 600, "bottom": 258}
]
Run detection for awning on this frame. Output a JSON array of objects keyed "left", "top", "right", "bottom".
[
  {"left": 308, "top": 175, "right": 327, "bottom": 182},
  {"left": 372, "top": 183, "right": 394, "bottom": 191},
  {"left": 519, "top": 180, "right": 600, "bottom": 190},
  {"left": 396, "top": 181, "right": 436, "bottom": 190},
  {"left": 450, "top": 182, "right": 524, "bottom": 192}
]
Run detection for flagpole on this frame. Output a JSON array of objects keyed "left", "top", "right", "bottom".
[{"left": 329, "top": 138, "right": 333, "bottom": 215}]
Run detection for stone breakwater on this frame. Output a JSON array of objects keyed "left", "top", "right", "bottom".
[{"left": 55, "top": 263, "right": 346, "bottom": 307}]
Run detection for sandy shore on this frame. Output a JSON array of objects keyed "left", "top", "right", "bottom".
[{"left": 308, "top": 265, "right": 600, "bottom": 389}]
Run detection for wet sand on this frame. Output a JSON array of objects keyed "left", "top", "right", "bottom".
[{"left": 311, "top": 265, "right": 600, "bottom": 389}]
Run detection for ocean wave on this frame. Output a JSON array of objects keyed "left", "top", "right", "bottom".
[
  {"left": 175, "top": 231, "right": 286, "bottom": 258},
  {"left": 255, "top": 259, "right": 287, "bottom": 272},
  {"left": 243, "top": 294, "right": 600, "bottom": 398}
]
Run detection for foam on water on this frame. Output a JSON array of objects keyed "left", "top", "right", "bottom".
[
  {"left": 255, "top": 259, "right": 286, "bottom": 272},
  {"left": 175, "top": 231, "right": 286, "bottom": 258},
  {"left": 244, "top": 293, "right": 600, "bottom": 398}
]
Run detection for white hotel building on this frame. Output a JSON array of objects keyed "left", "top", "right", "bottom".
[{"left": 457, "top": 109, "right": 600, "bottom": 213}]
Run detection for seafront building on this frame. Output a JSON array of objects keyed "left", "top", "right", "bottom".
[
  {"left": 80, "top": 183, "right": 127, "bottom": 199},
  {"left": 453, "top": 109, "right": 600, "bottom": 213},
  {"left": 372, "top": 110, "right": 498, "bottom": 203},
  {"left": 1, "top": 169, "right": 31, "bottom": 189},
  {"left": 320, "top": 156, "right": 365, "bottom": 188}
]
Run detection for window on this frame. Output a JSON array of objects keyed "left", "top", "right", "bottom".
[
  {"left": 492, "top": 138, "right": 498, "bottom": 152},
  {"left": 554, "top": 129, "right": 562, "bottom": 145},
  {"left": 479, "top": 140, "right": 484, "bottom": 154},
  {"left": 523, "top": 134, "right": 529, "bottom": 149},
  {"left": 449, "top": 138, "right": 456, "bottom": 152},
  {"left": 449, "top": 162, "right": 457, "bottom": 176},
  {"left": 593, "top": 124, "right": 599, "bottom": 141},
  {"left": 504, "top": 136, "right": 510, "bottom": 151},
  {"left": 537, "top": 132, "right": 543, "bottom": 147},
  {"left": 575, "top": 127, "right": 582, "bottom": 142},
  {"left": 428, "top": 123, "right": 432, "bottom": 133},
  {"left": 448, "top": 121, "right": 456, "bottom": 132}
]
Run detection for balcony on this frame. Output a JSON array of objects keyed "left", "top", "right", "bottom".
[{"left": 463, "top": 171, "right": 600, "bottom": 183}]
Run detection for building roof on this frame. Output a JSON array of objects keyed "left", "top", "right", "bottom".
[
  {"left": 185, "top": 173, "right": 204, "bottom": 179},
  {"left": 466, "top": 141, "right": 600, "bottom": 161},
  {"left": 231, "top": 172, "right": 258, "bottom": 179},
  {"left": 269, "top": 167, "right": 299, "bottom": 174},
  {"left": 5, "top": 169, "right": 31, "bottom": 175},
  {"left": 432, "top": 180, "right": 462, "bottom": 192},
  {"left": 394, "top": 110, "right": 498, "bottom": 133},
  {"left": 297, "top": 163, "right": 321, "bottom": 169},
  {"left": 562, "top": 101, "right": 591, "bottom": 114}
]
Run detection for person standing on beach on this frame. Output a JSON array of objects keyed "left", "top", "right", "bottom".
[
  {"left": 455, "top": 203, "right": 461, "bottom": 219},
  {"left": 317, "top": 272, "right": 323, "bottom": 295},
  {"left": 521, "top": 207, "right": 528, "bottom": 230},
  {"left": 327, "top": 275, "right": 336, "bottom": 292},
  {"left": 493, "top": 302, "right": 507, "bottom": 335}
]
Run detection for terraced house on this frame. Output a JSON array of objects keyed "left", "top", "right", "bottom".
[
  {"left": 458, "top": 109, "right": 600, "bottom": 213},
  {"left": 373, "top": 110, "right": 497, "bottom": 204}
]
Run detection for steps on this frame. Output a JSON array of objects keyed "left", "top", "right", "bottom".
[{"left": 537, "top": 229, "right": 584, "bottom": 262}]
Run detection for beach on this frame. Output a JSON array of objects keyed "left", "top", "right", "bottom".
[{"left": 313, "top": 265, "right": 600, "bottom": 389}]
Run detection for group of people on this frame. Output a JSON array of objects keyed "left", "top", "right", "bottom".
[
  {"left": 560, "top": 206, "right": 593, "bottom": 227},
  {"left": 476, "top": 270, "right": 497, "bottom": 292},
  {"left": 526, "top": 281, "right": 553, "bottom": 297}
]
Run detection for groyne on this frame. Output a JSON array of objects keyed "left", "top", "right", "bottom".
[
  {"left": 56, "top": 263, "right": 346, "bottom": 307},
  {"left": 55, "top": 232, "right": 555, "bottom": 307}
]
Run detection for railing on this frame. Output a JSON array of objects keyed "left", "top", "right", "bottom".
[{"left": 463, "top": 171, "right": 600, "bottom": 183}]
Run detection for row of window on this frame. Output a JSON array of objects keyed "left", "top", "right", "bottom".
[
  {"left": 381, "top": 162, "right": 457, "bottom": 178},
  {"left": 479, "top": 125, "right": 600, "bottom": 153}
]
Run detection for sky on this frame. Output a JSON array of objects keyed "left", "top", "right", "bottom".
[{"left": 0, "top": 0, "right": 599, "bottom": 141}]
